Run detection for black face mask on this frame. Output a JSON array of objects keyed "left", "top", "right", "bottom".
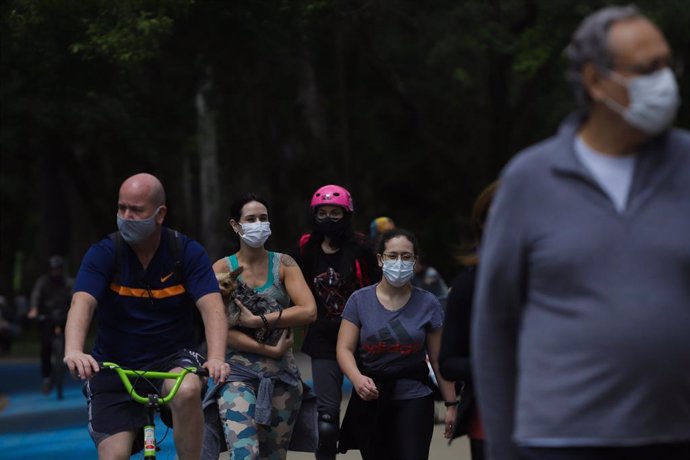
[{"left": 315, "top": 217, "right": 347, "bottom": 239}]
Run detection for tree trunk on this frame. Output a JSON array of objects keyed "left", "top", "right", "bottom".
[
  {"left": 334, "top": 22, "right": 351, "bottom": 183},
  {"left": 298, "top": 46, "right": 326, "bottom": 145},
  {"left": 196, "top": 66, "right": 222, "bottom": 259},
  {"left": 181, "top": 154, "right": 195, "bottom": 236}
]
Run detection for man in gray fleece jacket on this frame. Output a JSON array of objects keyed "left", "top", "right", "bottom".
[{"left": 472, "top": 5, "right": 690, "bottom": 460}]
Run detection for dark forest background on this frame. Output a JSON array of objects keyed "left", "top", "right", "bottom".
[{"left": 2, "top": 0, "right": 689, "bottom": 304}]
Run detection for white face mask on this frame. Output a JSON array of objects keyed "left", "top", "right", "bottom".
[
  {"left": 382, "top": 259, "right": 415, "bottom": 287},
  {"left": 603, "top": 67, "right": 680, "bottom": 135},
  {"left": 239, "top": 221, "right": 271, "bottom": 248}
]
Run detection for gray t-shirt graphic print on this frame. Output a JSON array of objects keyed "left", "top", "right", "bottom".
[{"left": 341, "top": 284, "right": 444, "bottom": 400}]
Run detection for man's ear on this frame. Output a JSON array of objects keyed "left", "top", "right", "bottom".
[
  {"left": 582, "top": 62, "right": 607, "bottom": 103},
  {"left": 157, "top": 206, "right": 167, "bottom": 224}
]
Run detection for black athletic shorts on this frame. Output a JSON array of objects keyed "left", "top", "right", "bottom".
[{"left": 84, "top": 348, "right": 205, "bottom": 446}]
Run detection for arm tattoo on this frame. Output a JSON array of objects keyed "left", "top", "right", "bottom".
[{"left": 280, "top": 254, "right": 297, "bottom": 267}]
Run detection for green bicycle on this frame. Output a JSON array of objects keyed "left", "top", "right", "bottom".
[{"left": 99, "top": 361, "right": 209, "bottom": 459}]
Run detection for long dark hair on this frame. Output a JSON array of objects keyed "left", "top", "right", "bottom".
[
  {"left": 301, "top": 210, "right": 370, "bottom": 282},
  {"left": 229, "top": 193, "right": 269, "bottom": 222}
]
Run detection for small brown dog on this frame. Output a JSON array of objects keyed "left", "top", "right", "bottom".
[
  {"left": 216, "top": 267, "right": 243, "bottom": 297},
  {"left": 215, "top": 267, "right": 285, "bottom": 345},
  {"left": 216, "top": 267, "right": 244, "bottom": 324}
]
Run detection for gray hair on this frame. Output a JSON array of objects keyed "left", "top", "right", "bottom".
[{"left": 565, "top": 5, "right": 642, "bottom": 109}]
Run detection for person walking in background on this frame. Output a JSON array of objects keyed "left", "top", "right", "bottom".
[
  {"left": 28, "top": 255, "right": 73, "bottom": 393},
  {"left": 293, "top": 184, "right": 379, "bottom": 460},
  {"left": 411, "top": 252, "right": 449, "bottom": 305},
  {"left": 63, "top": 173, "right": 230, "bottom": 460},
  {"left": 368, "top": 216, "right": 396, "bottom": 246},
  {"left": 439, "top": 181, "right": 498, "bottom": 460},
  {"left": 472, "top": 6, "right": 690, "bottom": 460},
  {"left": 336, "top": 228, "right": 456, "bottom": 460},
  {"left": 203, "top": 193, "right": 316, "bottom": 459}
]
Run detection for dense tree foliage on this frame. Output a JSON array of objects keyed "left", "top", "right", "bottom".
[{"left": 1, "top": 0, "right": 689, "bottom": 303}]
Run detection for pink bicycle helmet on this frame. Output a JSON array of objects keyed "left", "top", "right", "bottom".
[{"left": 310, "top": 184, "right": 354, "bottom": 212}]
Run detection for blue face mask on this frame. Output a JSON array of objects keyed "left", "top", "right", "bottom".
[
  {"left": 382, "top": 259, "right": 415, "bottom": 287},
  {"left": 116, "top": 207, "right": 161, "bottom": 245}
]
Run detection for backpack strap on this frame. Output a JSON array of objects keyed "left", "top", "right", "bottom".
[
  {"left": 355, "top": 259, "right": 364, "bottom": 288},
  {"left": 109, "top": 228, "right": 184, "bottom": 284},
  {"left": 166, "top": 228, "right": 184, "bottom": 283},
  {"left": 299, "top": 233, "right": 311, "bottom": 256},
  {"left": 109, "top": 231, "right": 124, "bottom": 284}
]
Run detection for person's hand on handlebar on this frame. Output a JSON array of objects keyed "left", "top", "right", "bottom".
[
  {"left": 64, "top": 350, "right": 100, "bottom": 380},
  {"left": 203, "top": 357, "right": 230, "bottom": 383}
]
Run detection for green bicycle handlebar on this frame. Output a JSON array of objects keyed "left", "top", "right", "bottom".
[{"left": 100, "top": 361, "right": 209, "bottom": 405}]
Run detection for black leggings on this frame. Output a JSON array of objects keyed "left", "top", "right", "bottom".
[
  {"left": 470, "top": 438, "right": 485, "bottom": 460},
  {"left": 311, "top": 358, "right": 344, "bottom": 460},
  {"left": 361, "top": 394, "right": 435, "bottom": 460}
]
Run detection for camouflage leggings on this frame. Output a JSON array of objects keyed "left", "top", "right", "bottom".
[{"left": 218, "top": 379, "right": 303, "bottom": 460}]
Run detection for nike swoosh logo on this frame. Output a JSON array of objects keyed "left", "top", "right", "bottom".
[{"left": 160, "top": 272, "right": 174, "bottom": 283}]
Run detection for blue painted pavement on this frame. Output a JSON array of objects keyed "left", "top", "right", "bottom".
[
  {"left": 0, "top": 360, "right": 351, "bottom": 459},
  {"left": 0, "top": 361, "right": 176, "bottom": 459}
]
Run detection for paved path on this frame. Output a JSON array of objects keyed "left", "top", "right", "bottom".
[{"left": 0, "top": 355, "right": 472, "bottom": 459}]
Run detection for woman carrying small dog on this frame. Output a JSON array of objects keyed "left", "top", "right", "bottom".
[{"left": 203, "top": 193, "right": 316, "bottom": 460}]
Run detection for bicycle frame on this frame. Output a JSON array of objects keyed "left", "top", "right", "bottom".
[{"left": 100, "top": 361, "right": 208, "bottom": 459}]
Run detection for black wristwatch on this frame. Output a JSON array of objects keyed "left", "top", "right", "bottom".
[{"left": 444, "top": 400, "right": 459, "bottom": 407}]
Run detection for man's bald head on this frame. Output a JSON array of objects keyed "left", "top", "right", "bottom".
[
  {"left": 117, "top": 173, "right": 168, "bottom": 229},
  {"left": 120, "top": 173, "right": 166, "bottom": 208}
]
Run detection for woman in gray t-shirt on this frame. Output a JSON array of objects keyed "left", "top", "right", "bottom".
[{"left": 336, "top": 228, "right": 457, "bottom": 460}]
